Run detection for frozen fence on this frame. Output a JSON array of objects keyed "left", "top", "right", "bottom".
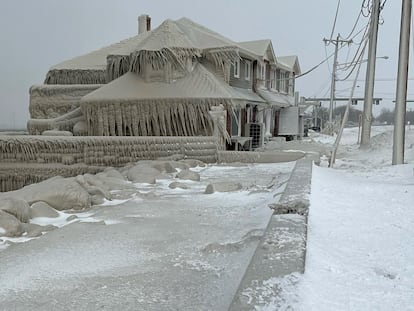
[{"left": 0, "top": 135, "right": 219, "bottom": 191}]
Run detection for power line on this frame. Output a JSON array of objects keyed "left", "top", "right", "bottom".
[
  {"left": 323, "top": 35, "right": 354, "bottom": 124},
  {"left": 343, "top": 1, "right": 366, "bottom": 40},
  {"left": 298, "top": 1, "right": 375, "bottom": 85},
  {"left": 337, "top": 37, "right": 369, "bottom": 81},
  {"left": 362, "top": 0, "right": 372, "bottom": 17},
  {"left": 338, "top": 13, "right": 372, "bottom": 73},
  {"left": 333, "top": 1, "right": 373, "bottom": 81},
  {"left": 342, "top": 77, "right": 414, "bottom": 81},
  {"left": 329, "top": 0, "right": 342, "bottom": 40},
  {"left": 295, "top": 45, "right": 345, "bottom": 79}
]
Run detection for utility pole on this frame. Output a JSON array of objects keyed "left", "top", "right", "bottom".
[
  {"left": 393, "top": 0, "right": 411, "bottom": 164},
  {"left": 323, "top": 34, "right": 352, "bottom": 133},
  {"left": 360, "top": 0, "right": 381, "bottom": 147}
]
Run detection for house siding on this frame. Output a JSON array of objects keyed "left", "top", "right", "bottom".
[
  {"left": 229, "top": 58, "right": 253, "bottom": 89},
  {"left": 200, "top": 58, "right": 227, "bottom": 82}
]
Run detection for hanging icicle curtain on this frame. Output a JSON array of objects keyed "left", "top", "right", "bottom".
[
  {"left": 106, "top": 48, "right": 200, "bottom": 82},
  {"left": 106, "top": 55, "right": 130, "bottom": 82},
  {"left": 130, "top": 47, "right": 201, "bottom": 73},
  {"left": 205, "top": 47, "right": 240, "bottom": 68},
  {"left": 81, "top": 98, "right": 231, "bottom": 137},
  {"left": 44, "top": 69, "right": 106, "bottom": 85}
]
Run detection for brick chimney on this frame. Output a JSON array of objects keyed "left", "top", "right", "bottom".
[{"left": 138, "top": 14, "right": 151, "bottom": 34}]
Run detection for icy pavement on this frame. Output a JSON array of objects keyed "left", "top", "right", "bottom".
[{"left": 0, "top": 161, "right": 295, "bottom": 311}]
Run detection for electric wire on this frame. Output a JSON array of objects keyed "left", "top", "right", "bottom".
[
  {"left": 338, "top": 0, "right": 388, "bottom": 81},
  {"left": 299, "top": 1, "right": 373, "bottom": 83},
  {"left": 330, "top": 39, "right": 368, "bottom": 166},
  {"left": 329, "top": 0, "right": 342, "bottom": 40},
  {"left": 324, "top": 0, "right": 372, "bottom": 88},
  {"left": 343, "top": 8, "right": 363, "bottom": 40},
  {"left": 337, "top": 31, "right": 369, "bottom": 73},
  {"left": 336, "top": 14, "right": 371, "bottom": 75},
  {"left": 337, "top": 37, "right": 369, "bottom": 81},
  {"left": 362, "top": 0, "right": 372, "bottom": 17},
  {"left": 295, "top": 44, "right": 346, "bottom": 79},
  {"left": 349, "top": 21, "right": 371, "bottom": 45}
]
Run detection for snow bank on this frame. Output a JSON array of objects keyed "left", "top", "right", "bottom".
[
  {"left": 298, "top": 164, "right": 414, "bottom": 310},
  {"left": 268, "top": 126, "right": 414, "bottom": 310}
]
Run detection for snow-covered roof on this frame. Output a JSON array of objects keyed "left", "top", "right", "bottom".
[
  {"left": 48, "top": 18, "right": 239, "bottom": 73},
  {"left": 81, "top": 63, "right": 264, "bottom": 103},
  {"left": 50, "top": 33, "right": 150, "bottom": 71},
  {"left": 45, "top": 17, "right": 297, "bottom": 87},
  {"left": 256, "top": 89, "right": 294, "bottom": 108},
  {"left": 276, "top": 55, "right": 301, "bottom": 74},
  {"left": 175, "top": 18, "right": 239, "bottom": 50},
  {"left": 238, "top": 39, "right": 276, "bottom": 63}
]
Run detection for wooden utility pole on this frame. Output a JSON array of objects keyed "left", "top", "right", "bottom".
[
  {"left": 393, "top": 0, "right": 412, "bottom": 164},
  {"left": 360, "top": 0, "right": 381, "bottom": 147},
  {"left": 323, "top": 34, "right": 352, "bottom": 133}
]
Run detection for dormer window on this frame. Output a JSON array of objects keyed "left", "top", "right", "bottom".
[{"left": 233, "top": 60, "right": 240, "bottom": 78}]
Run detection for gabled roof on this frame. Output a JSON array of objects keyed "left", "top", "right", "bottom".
[
  {"left": 45, "top": 17, "right": 243, "bottom": 84},
  {"left": 175, "top": 18, "right": 238, "bottom": 50},
  {"left": 50, "top": 33, "right": 150, "bottom": 71},
  {"left": 45, "top": 17, "right": 296, "bottom": 87},
  {"left": 277, "top": 55, "right": 301, "bottom": 74},
  {"left": 238, "top": 39, "right": 276, "bottom": 63},
  {"left": 48, "top": 18, "right": 239, "bottom": 72},
  {"left": 81, "top": 63, "right": 263, "bottom": 103}
]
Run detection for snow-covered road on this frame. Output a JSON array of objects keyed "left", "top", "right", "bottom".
[{"left": 0, "top": 162, "right": 295, "bottom": 311}]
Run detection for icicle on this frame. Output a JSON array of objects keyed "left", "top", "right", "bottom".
[{"left": 44, "top": 69, "right": 106, "bottom": 85}]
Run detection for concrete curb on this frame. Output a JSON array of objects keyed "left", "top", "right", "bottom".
[{"left": 228, "top": 154, "right": 316, "bottom": 310}]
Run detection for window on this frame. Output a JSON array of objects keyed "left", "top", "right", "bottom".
[
  {"left": 244, "top": 60, "right": 251, "bottom": 80},
  {"left": 233, "top": 60, "right": 240, "bottom": 78},
  {"left": 279, "top": 71, "right": 289, "bottom": 93},
  {"left": 270, "top": 70, "right": 276, "bottom": 89},
  {"left": 285, "top": 72, "right": 290, "bottom": 93},
  {"left": 276, "top": 69, "right": 280, "bottom": 91},
  {"left": 231, "top": 109, "right": 240, "bottom": 136},
  {"left": 260, "top": 63, "right": 266, "bottom": 80}
]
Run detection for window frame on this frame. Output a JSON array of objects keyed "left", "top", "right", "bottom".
[
  {"left": 261, "top": 63, "right": 266, "bottom": 80},
  {"left": 244, "top": 60, "right": 251, "bottom": 81},
  {"left": 233, "top": 60, "right": 240, "bottom": 78}
]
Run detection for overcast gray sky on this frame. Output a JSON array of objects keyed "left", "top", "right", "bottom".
[{"left": 0, "top": 0, "right": 410, "bottom": 129}]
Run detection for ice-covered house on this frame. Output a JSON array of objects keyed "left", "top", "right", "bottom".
[{"left": 28, "top": 15, "right": 301, "bottom": 149}]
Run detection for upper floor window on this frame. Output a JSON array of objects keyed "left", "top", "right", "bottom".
[
  {"left": 260, "top": 63, "right": 266, "bottom": 80},
  {"left": 278, "top": 70, "right": 284, "bottom": 93},
  {"left": 278, "top": 71, "right": 291, "bottom": 93},
  {"left": 233, "top": 60, "right": 240, "bottom": 78},
  {"left": 244, "top": 60, "right": 251, "bottom": 80},
  {"left": 285, "top": 72, "right": 291, "bottom": 93},
  {"left": 270, "top": 70, "right": 277, "bottom": 90}
]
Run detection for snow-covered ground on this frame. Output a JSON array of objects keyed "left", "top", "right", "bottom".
[
  {"left": 0, "top": 159, "right": 296, "bottom": 310},
  {"left": 1, "top": 125, "right": 413, "bottom": 310},
  {"left": 270, "top": 125, "right": 414, "bottom": 310}
]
